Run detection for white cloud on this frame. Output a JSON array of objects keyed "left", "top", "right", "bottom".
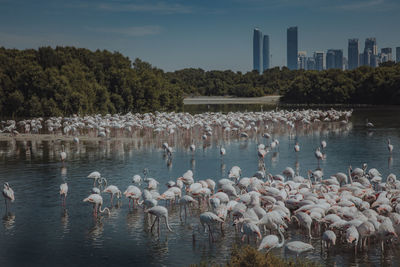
[
  {"left": 338, "top": 0, "right": 385, "bottom": 10},
  {"left": 97, "top": 2, "right": 192, "bottom": 14},
  {"left": 86, "top": 25, "right": 162, "bottom": 36}
]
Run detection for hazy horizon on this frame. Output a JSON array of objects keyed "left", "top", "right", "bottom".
[{"left": 1, "top": 0, "right": 399, "bottom": 72}]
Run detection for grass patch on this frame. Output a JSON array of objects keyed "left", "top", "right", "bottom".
[{"left": 190, "top": 245, "right": 321, "bottom": 267}]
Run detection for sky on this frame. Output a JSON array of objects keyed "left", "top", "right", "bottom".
[{"left": 1, "top": 0, "right": 399, "bottom": 72}]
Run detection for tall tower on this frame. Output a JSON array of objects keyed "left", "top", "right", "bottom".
[
  {"left": 287, "top": 26, "right": 298, "bottom": 70},
  {"left": 314, "top": 51, "right": 324, "bottom": 71},
  {"left": 262, "top": 35, "right": 270, "bottom": 72},
  {"left": 397, "top": 47, "right": 400, "bottom": 63},
  {"left": 253, "top": 28, "right": 262, "bottom": 73},
  {"left": 348, "top": 39, "right": 359, "bottom": 70}
]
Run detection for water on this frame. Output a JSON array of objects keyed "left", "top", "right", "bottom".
[{"left": 0, "top": 106, "right": 399, "bottom": 267}]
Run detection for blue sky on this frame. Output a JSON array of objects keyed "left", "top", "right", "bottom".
[{"left": 1, "top": 0, "right": 399, "bottom": 71}]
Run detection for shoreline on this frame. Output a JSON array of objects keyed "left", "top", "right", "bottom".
[{"left": 183, "top": 95, "right": 281, "bottom": 105}]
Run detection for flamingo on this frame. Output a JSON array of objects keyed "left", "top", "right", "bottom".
[
  {"left": 285, "top": 241, "right": 314, "bottom": 256},
  {"left": 294, "top": 142, "right": 300, "bottom": 153},
  {"left": 87, "top": 171, "right": 107, "bottom": 187},
  {"left": 220, "top": 146, "right": 226, "bottom": 156},
  {"left": 200, "top": 211, "right": 224, "bottom": 242},
  {"left": 258, "top": 227, "right": 285, "bottom": 252},
  {"left": 322, "top": 230, "right": 336, "bottom": 249},
  {"left": 2, "top": 182, "right": 15, "bottom": 212},
  {"left": 366, "top": 119, "right": 374, "bottom": 128},
  {"left": 103, "top": 185, "right": 122, "bottom": 205},
  {"left": 315, "top": 147, "right": 323, "bottom": 167},
  {"left": 60, "top": 144, "right": 67, "bottom": 162},
  {"left": 190, "top": 140, "right": 196, "bottom": 153},
  {"left": 146, "top": 206, "right": 173, "bottom": 236},
  {"left": 320, "top": 140, "right": 327, "bottom": 150},
  {"left": 83, "top": 194, "right": 110, "bottom": 216},
  {"left": 60, "top": 182, "right": 68, "bottom": 207},
  {"left": 387, "top": 139, "right": 393, "bottom": 154}
]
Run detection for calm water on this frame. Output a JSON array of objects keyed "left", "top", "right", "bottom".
[{"left": 0, "top": 107, "right": 400, "bottom": 267}]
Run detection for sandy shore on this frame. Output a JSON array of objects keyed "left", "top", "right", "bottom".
[{"left": 183, "top": 95, "right": 281, "bottom": 105}]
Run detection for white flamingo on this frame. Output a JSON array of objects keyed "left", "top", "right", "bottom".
[
  {"left": 83, "top": 194, "right": 110, "bottom": 216},
  {"left": 60, "top": 182, "right": 68, "bottom": 206},
  {"left": 258, "top": 227, "right": 285, "bottom": 252},
  {"left": 146, "top": 206, "right": 173, "bottom": 236},
  {"left": 2, "top": 182, "right": 15, "bottom": 212}
]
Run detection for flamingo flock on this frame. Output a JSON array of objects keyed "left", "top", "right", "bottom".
[{"left": 2, "top": 108, "right": 399, "bottom": 263}]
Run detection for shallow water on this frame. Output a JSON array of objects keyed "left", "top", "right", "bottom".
[{"left": 0, "top": 107, "right": 400, "bottom": 267}]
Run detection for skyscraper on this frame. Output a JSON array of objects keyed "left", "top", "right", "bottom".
[
  {"left": 253, "top": 28, "right": 262, "bottom": 73},
  {"left": 263, "top": 35, "right": 270, "bottom": 71},
  {"left": 314, "top": 51, "right": 324, "bottom": 71},
  {"left": 306, "top": 57, "right": 316, "bottom": 70},
  {"left": 364, "top": 38, "right": 377, "bottom": 67},
  {"left": 326, "top": 50, "right": 343, "bottom": 70},
  {"left": 348, "top": 39, "right": 359, "bottom": 70},
  {"left": 365, "top": 38, "right": 377, "bottom": 55},
  {"left": 326, "top": 50, "right": 336, "bottom": 69},
  {"left": 381, "top": 47, "right": 392, "bottom": 62},
  {"left": 287, "top": 27, "right": 298, "bottom": 70},
  {"left": 298, "top": 51, "right": 307, "bottom": 70},
  {"left": 397, "top": 47, "right": 400, "bottom": 63}
]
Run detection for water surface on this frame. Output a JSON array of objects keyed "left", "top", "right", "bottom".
[{"left": 0, "top": 107, "right": 399, "bottom": 267}]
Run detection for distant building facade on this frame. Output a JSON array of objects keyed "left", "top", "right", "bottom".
[
  {"left": 397, "top": 47, "right": 400, "bottom": 63},
  {"left": 381, "top": 47, "right": 392, "bottom": 62},
  {"left": 298, "top": 51, "right": 307, "bottom": 70},
  {"left": 306, "top": 57, "right": 316, "bottom": 70},
  {"left": 262, "top": 35, "right": 270, "bottom": 71},
  {"left": 348, "top": 39, "right": 359, "bottom": 70},
  {"left": 253, "top": 28, "right": 262, "bottom": 73},
  {"left": 314, "top": 51, "right": 324, "bottom": 71},
  {"left": 287, "top": 26, "right": 298, "bottom": 70}
]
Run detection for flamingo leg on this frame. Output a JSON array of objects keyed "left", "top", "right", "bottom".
[{"left": 151, "top": 216, "right": 157, "bottom": 233}]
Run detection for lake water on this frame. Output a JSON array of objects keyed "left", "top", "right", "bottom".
[{"left": 0, "top": 106, "right": 399, "bottom": 267}]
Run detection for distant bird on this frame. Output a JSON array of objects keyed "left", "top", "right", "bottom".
[
  {"left": 366, "top": 119, "right": 374, "bottom": 128},
  {"left": 320, "top": 140, "right": 327, "bottom": 150},
  {"left": 294, "top": 142, "right": 300, "bottom": 152},
  {"left": 388, "top": 139, "right": 393, "bottom": 154},
  {"left": 315, "top": 147, "right": 324, "bottom": 166},
  {"left": 220, "top": 146, "right": 226, "bottom": 156},
  {"left": 190, "top": 140, "right": 196, "bottom": 153},
  {"left": 2, "top": 182, "right": 15, "bottom": 212},
  {"left": 60, "top": 144, "right": 67, "bottom": 162},
  {"left": 60, "top": 183, "right": 68, "bottom": 207},
  {"left": 73, "top": 137, "right": 79, "bottom": 144}
]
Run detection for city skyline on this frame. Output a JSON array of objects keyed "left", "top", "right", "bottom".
[{"left": 1, "top": 0, "right": 400, "bottom": 71}]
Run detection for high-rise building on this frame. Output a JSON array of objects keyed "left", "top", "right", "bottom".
[
  {"left": 363, "top": 49, "right": 372, "bottom": 66},
  {"left": 287, "top": 26, "right": 298, "bottom": 70},
  {"left": 397, "top": 47, "right": 400, "bottom": 63},
  {"left": 326, "top": 50, "right": 335, "bottom": 69},
  {"left": 326, "top": 49, "right": 343, "bottom": 70},
  {"left": 348, "top": 39, "right": 359, "bottom": 70},
  {"left": 262, "top": 35, "right": 270, "bottom": 72},
  {"left": 314, "top": 51, "right": 324, "bottom": 71},
  {"left": 306, "top": 57, "right": 316, "bottom": 70},
  {"left": 365, "top": 38, "right": 377, "bottom": 55},
  {"left": 381, "top": 47, "right": 392, "bottom": 62},
  {"left": 253, "top": 28, "right": 262, "bottom": 73},
  {"left": 298, "top": 51, "right": 307, "bottom": 70}
]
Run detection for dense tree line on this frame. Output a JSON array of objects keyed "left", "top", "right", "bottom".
[
  {"left": 167, "top": 63, "right": 400, "bottom": 105},
  {"left": 0, "top": 46, "right": 183, "bottom": 117},
  {"left": 1, "top": 46, "right": 399, "bottom": 118}
]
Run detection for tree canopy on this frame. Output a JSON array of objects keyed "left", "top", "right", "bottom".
[{"left": 0, "top": 46, "right": 399, "bottom": 118}]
